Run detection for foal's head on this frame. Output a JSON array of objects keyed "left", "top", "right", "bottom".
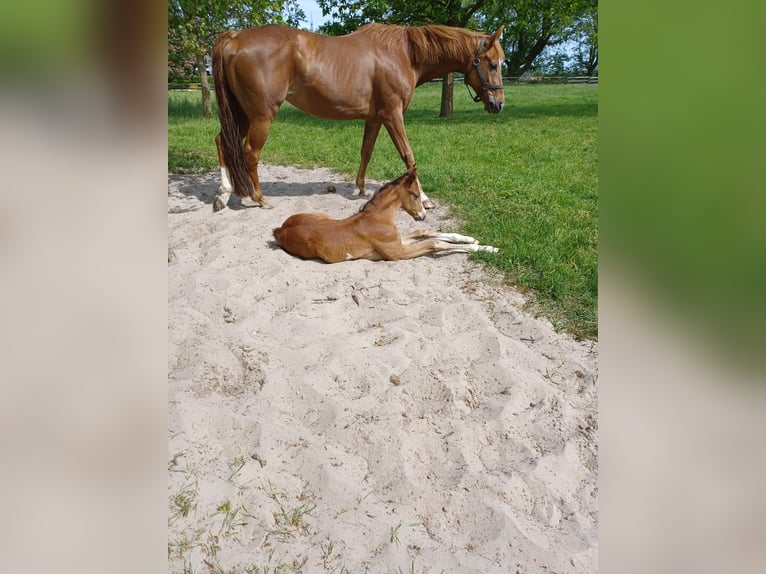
[
  {"left": 360, "top": 166, "right": 424, "bottom": 220},
  {"left": 396, "top": 166, "right": 426, "bottom": 221}
]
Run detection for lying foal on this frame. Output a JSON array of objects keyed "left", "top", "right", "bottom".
[{"left": 272, "top": 167, "right": 498, "bottom": 263}]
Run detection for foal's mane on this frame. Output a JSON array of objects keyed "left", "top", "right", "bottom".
[
  {"left": 356, "top": 23, "right": 483, "bottom": 65},
  {"left": 358, "top": 172, "right": 406, "bottom": 213}
]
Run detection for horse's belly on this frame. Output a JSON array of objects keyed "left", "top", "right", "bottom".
[{"left": 286, "top": 89, "right": 368, "bottom": 120}]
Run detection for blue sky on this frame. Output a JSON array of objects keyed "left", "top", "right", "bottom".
[{"left": 296, "top": 0, "right": 330, "bottom": 28}]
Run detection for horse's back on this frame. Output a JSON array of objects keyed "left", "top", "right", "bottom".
[
  {"left": 218, "top": 24, "right": 412, "bottom": 120},
  {"left": 278, "top": 212, "right": 333, "bottom": 229}
]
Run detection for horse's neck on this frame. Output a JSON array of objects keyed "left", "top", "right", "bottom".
[{"left": 413, "top": 34, "right": 478, "bottom": 84}]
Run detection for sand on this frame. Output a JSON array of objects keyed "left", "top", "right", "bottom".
[{"left": 167, "top": 164, "right": 598, "bottom": 573}]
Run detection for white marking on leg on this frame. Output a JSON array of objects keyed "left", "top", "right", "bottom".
[
  {"left": 220, "top": 166, "right": 233, "bottom": 193},
  {"left": 214, "top": 166, "right": 233, "bottom": 210},
  {"left": 436, "top": 233, "right": 477, "bottom": 244},
  {"left": 433, "top": 242, "right": 499, "bottom": 255},
  {"left": 416, "top": 177, "right": 431, "bottom": 204}
]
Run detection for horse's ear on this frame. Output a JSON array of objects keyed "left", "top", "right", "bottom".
[
  {"left": 488, "top": 25, "right": 505, "bottom": 46},
  {"left": 406, "top": 165, "right": 417, "bottom": 179}
]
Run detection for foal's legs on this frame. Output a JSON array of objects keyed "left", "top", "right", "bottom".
[
  {"left": 242, "top": 118, "right": 275, "bottom": 208},
  {"left": 401, "top": 229, "right": 479, "bottom": 245},
  {"left": 354, "top": 120, "right": 382, "bottom": 197},
  {"left": 373, "top": 238, "right": 498, "bottom": 260}
]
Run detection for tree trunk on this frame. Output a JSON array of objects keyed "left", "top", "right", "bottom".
[
  {"left": 587, "top": 47, "right": 598, "bottom": 76},
  {"left": 439, "top": 73, "right": 454, "bottom": 118},
  {"left": 197, "top": 53, "right": 212, "bottom": 119}
]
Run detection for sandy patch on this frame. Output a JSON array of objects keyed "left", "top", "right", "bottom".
[{"left": 168, "top": 164, "right": 598, "bottom": 573}]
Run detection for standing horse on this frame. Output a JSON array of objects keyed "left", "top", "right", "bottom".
[
  {"left": 212, "top": 23, "right": 505, "bottom": 212},
  {"left": 272, "top": 166, "right": 498, "bottom": 263}
]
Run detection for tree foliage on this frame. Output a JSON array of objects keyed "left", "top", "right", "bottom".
[
  {"left": 528, "top": 4, "right": 597, "bottom": 76},
  {"left": 569, "top": 6, "right": 597, "bottom": 75},
  {"left": 316, "top": 0, "right": 596, "bottom": 76},
  {"left": 168, "top": 0, "right": 305, "bottom": 86},
  {"left": 316, "top": 0, "right": 491, "bottom": 34},
  {"left": 477, "top": 0, "right": 596, "bottom": 77}
]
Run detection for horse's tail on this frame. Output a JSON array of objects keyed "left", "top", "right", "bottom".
[{"left": 213, "top": 31, "right": 253, "bottom": 198}]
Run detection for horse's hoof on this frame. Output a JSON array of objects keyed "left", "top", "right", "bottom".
[
  {"left": 260, "top": 201, "right": 274, "bottom": 209},
  {"left": 423, "top": 199, "right": 436, "bottom": 209},
  {"left": 213, "top": 197, "right": 227, "bottom": 212}
]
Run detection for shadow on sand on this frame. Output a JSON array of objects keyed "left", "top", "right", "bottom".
[{"left": 168, "top": 171, "right": 383, "bottom": 213}]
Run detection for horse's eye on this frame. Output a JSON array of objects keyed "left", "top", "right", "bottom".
[{"left": 489, "top": 62, "right": 498, "bottom": 71}]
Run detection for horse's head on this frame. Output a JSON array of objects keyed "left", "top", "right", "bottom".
[
  {"left": 465, "top": 26, "right": 505, "bottom": 114},
  {"left": 398, "top": 166, "right": 426, "bottom": 221}
]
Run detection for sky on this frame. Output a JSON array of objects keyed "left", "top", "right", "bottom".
[{"left": 296, "top": 0, "right": 331, "bottom": 29}]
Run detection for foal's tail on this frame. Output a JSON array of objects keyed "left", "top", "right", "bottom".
[{"left": 213, "top": 31, "right": 252, "bottom": 198}]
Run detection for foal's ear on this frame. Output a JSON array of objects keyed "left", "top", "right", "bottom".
[
  {"left": 406, "top": 165, "right": 418, "bottom": 179},
  {"left": 488, "top": 25, "right": 505, "bottom": 46}
]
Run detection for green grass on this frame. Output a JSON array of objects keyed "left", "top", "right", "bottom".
[{"left": 168, "top": 84, "right": 598, "bottom": 339}]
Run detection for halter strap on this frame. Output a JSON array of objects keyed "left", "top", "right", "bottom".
[{"left": 464, "top": 37, "right": 504, "bottom": 102}]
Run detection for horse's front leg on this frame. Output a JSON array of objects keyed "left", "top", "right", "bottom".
[
  {"left": 383, "top": 116, "right": 435, "bottom": 209},
  {"left": 354, "top": 120, "right": 382, "bottom": 197}
]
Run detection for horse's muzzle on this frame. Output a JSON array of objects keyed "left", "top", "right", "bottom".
[
  {"left": 415, "top": 212, "right": 426, "bottom": 222},
  {"left": 486, "top": 98, "right": 504, "bottom": 114}
]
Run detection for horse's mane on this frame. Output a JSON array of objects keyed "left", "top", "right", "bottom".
[{"left": 355, "top": 23, "right": 482, "bottom": 65}]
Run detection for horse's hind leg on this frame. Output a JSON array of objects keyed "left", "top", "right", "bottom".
[
  {"left": 214, "top": 132, "right": 233, "bottom": 211},
  {"left": 243, "top": 118, "right": 274, "bottom": 209}
]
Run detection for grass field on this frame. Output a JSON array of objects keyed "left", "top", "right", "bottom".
[{"left": 168, "top": 83, "right": 598, "bottom": 339}]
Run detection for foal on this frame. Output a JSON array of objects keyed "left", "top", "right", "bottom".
[{"left": 272, "top": 168, "right": 498, "bottom": 263}]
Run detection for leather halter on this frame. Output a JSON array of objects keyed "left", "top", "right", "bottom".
[{"left": 464, "top": 38, "right": 504, "bottom": 102}]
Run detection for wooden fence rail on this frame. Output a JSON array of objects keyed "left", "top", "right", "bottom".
[{"left": 169, "top": 75, "right": 597, "bottom": 91}]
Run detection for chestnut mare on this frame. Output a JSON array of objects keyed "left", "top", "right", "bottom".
[
  {"left": 212, "top": 23, "right": 505, "bottom": 212},
  {"left": 272, "top": 167, "right": 498, "bottom": 263}
]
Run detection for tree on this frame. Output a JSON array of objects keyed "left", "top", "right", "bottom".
[
  {"left": 569, "top": 7, "right": 597, "bottom": 75},
  {"left": 479, "top": 0, "right": 595, "bottom": 77},
  {"left": 168, "top": 0, "right": 305, "bottom": 118}
]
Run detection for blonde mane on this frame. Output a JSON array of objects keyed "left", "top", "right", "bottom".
[{"left": 356, "top": 23, "right": 483, "bottom": 65}]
